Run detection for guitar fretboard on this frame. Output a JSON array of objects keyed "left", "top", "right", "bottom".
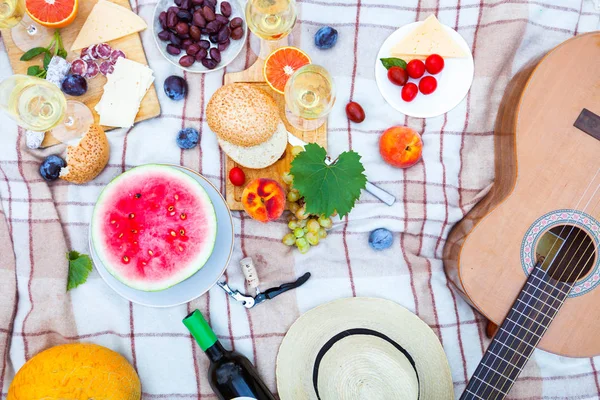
[{"left": 460, "top": 265, "right": 571, "bottom": 400}]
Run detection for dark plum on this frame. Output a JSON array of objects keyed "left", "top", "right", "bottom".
[
  {"left": 189, "top": 25, "right": 201, "bottom": 41},
  {"left": 195, "top": 48, "right": 208, "bottom": 61},
  {"left": 209, "top": 47, "right": 221, "bottom": 63},
  {"left": 164, "top": 75, "right": 188, "bottom": 100},
  {"left": 202, "top": 58, "right": 218, "bottom": 69},
  {"left": 230, "top": 17, "right": 243, "bottom": 29},
  {"left": 230, "top": 26, "right": 244, "bottom": 40},
  {"left": 179, "top": 55, "right": 195, "bottom": 67},
  {"left": 218, "top": 39, "right": 230, "bottom": 52},
  {"left": 61, "top": 74, "right": 87, "bottom": 96},
  {"left": 220, "top": 1, "right": 232, "bottom": 17},
  {"left": 167, "top": 44, "right": 182, "bottom": 55},
  {"left": 202, "top": 5, "right": 215, "bottom": 21},
  {"left": 39, "top": 155, "right": 66, "bottom": 181},
  {"left": 314, "top": 26, "right": 338, "bottom": 49},
  {"left": 158, "top": 30, "right": 170, "bottom": 41},
  {"left": 176, "top": 9, "right": 192, "bottom": 22},
  {"left": 199, "top": 39, "right": 210, "bottom": 49},
  {"left": 217, "top": 26, "right": 230, "bottom": 43}
]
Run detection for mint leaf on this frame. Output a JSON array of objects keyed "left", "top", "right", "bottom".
[
  {"left": 290, "top": 143, "right": 366, "bottom": 218},
  {"left": 67, "top": 251, "right": 92, "bottom": 291},
  {"left": 43, "top": 52, "right": 52, "bottom": 70},
  {"left": 27, "top": 66, "right": 42, "bottom": 76},
  {"left": 380, "top": 57, "right": 407, "bottom": 70},
  {"left": 20, "top": 47, "right": 48, "bottom": 61}
]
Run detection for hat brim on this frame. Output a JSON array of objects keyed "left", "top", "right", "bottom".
[{"left": 276, "top": 297, "right": 454, "bottom": 400}]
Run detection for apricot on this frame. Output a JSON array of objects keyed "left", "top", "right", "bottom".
[
  {"left": 242, "top": 178, "right": 286, "bottom": 222},
  {"left": 379, "top": 126, "right": 423, "bottom": 168}
]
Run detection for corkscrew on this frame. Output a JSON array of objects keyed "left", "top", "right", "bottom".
[{"left": 217, "top": 257, "right": 311, "bottom": 309}]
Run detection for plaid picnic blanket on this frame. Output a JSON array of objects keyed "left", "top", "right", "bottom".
[{"left": 1, "top": 0, "right": 600, "bottom": 398}]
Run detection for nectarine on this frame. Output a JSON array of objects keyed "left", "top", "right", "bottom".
[
  {"left": 379, "top": 126, "right": 423, "bottom": 168},
  {"left": 242, "top": 178, "right": 286, "bottom": 222}
]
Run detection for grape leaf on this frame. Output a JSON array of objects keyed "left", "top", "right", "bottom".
[
  {"left": 67, "top": 251, "right": 92, "bottom": 291},
  {"left": 290, "top": 143, "right": 366, "bottom": 218}
]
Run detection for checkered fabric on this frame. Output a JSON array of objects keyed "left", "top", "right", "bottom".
[{"left": 1, "top": 0, "right": 600, "bottom": 398}]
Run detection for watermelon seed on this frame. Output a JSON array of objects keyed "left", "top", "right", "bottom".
[
  {"left": 175, "top": 194, "right": 179, "bottom": 200},
  {"left": 131, "top": 229, "right": 137, "bottom": 234},
  {"left": 142, "top": 262, "right": 147, "bottom": 266},
  {"left": 178, "top": 246, "right": 184, "bottom": 252},
  {"left": 180, "top": 213, "right": 186, "bottom": 220},
  {"left": 119, "top": 233, "right": 124, "bottom": 238},
  {"left": 148, "top": 250, "right": 154, "bottom": 256},
  {"left": 180, "top": 229, "right": 185, "bottom": 236},
  {"left": 135, "top": 193, "right": 142, "bottom": 199},
  {"left": 111, "top": 220, "right": 116, "bottom": 224},
  {"left": 123, "top": 256, "right": 129, "bottom": 263},
  {"left": 129, "top": 213, "right": 135, "bottom": 219},
  {"left": 168, "top": 205, "right": 174, "bottom": 212},
  {"left": 170, "top": 230, "right": 177, "bottom": 237},
  {"left": 170, "top": 211, "right": 176, "bottom": 216}
]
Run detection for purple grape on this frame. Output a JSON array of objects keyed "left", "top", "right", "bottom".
[
  {"left": 167, "top": 44, "right": 182, "bottom": 55},
  {"left": 202, "top": 58, "right": 218, "bottom": 69},
  {"left": 158, "top": 30, "right": 170, "bottom": 41},
  {"left": 209, "top": 48, "right": 221, "bottom": 63},
  {"left": 218, "top": 39, "right": 230, "bottom": 52},
  {"left": 179, "top": 55, "right": 195, "bottom": 67},
  {"left": 195, "top": 48, "right": 208, "bottom": 61},
  {"left": 199, "top": 40, "right": 210, "bottom": 49}
]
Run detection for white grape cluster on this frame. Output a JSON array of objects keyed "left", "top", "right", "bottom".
[{"left": 281, "top": 149, "right": 334, "bottom": 254}]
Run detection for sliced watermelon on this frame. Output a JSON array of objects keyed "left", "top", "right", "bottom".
[{"left": 91, "top": 165, "right": 217, "bottom": 291}]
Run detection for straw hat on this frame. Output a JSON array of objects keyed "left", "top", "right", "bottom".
[{"left": 276, "top": 298, "right": 453, "bottom": 400}]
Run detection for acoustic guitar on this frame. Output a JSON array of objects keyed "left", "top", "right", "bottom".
[{"left": 443, "top": 32, "right": 600, "bottom": 399}]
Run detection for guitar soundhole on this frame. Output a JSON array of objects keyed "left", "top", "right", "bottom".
[{"left": 536, "top": 225, "right": 596, "bottom": 283}]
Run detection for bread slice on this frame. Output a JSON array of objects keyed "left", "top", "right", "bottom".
[
  {"left": 218, "top": 123, "right": 287, "bottom": 169},
  {"left": 207, "top": 83, "right": 280, "bottom": 147}
]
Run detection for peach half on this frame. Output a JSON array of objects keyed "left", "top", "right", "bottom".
[{"left": 242, "top": 178, "right": 286, "bottom": 222}]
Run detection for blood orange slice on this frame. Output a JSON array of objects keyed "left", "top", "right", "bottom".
[
  {"left": 264, "top": 46, "right": 311, "bottom": 94},
  {"left": 25, "top": 0, "right": 78, "bottom": 29}
]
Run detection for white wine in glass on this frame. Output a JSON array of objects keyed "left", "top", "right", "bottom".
[
  {"left": 0, "top": 0, "right": 53, "bottom": 52},
  {"left": 246, "top": 0, "right": 297, "bottom": 41},
  {"left": 0, "top": 75, "right": 94, "bottom": 141},
  {"left": 284, "top": 65, "right": 336, "bottom": 131}
]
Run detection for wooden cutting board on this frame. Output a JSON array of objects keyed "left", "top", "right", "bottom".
[
  {"left": 1, "top": 0, "right": 160, "bottom": 145},
  {"left": 223, "top": 40, "right": 327, "bottom": 211}
]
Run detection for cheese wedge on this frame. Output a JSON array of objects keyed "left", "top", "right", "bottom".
[
  {"left": 71, "top": 0, "right": 147, "bottom": 51},
  {"left": 391, "top": 15, "right": 466, "bottom": 60}
]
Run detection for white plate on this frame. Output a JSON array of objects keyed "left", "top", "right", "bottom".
[
  {"left": 89, "top": 165, "right": 234, "bottom": 308},
  {"left": 375, "top": 21, "right": 474, "bottom": 118},
  {"left": 152, "top": 0, "right": 247, "bottom": 73}
]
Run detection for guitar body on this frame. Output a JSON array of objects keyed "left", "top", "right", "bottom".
[{"left": 444, "top": 32, "right": 600, "bottom": 358}]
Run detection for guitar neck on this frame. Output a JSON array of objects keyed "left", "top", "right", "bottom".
[{"left": 460, "top": 265, "right": 571, "bottom": 400}]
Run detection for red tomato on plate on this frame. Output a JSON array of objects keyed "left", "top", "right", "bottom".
[
  {"left": 387, "top": 66, "right": 408, "bottom": 86},
  {"left": 401, "top": 82, "right": 418, "bottom": 102},
  {"left": 419, "top": 76, "right": 437, "bottom": 95},
  {"left": 425, "top": 54, "right": 444, "bottom": 75},
  {"left": 406, "top": 60, "right": 425, "bottom": 79}
]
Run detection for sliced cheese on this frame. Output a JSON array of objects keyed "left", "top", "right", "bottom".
[
  {"left": 95, "top": 58, "right": 154, "bottom": 128},
  {"left": 391, "top": 15, "right": 466, "bottom": 59},
  {"left": 71, "top": 0, "right": 147, "bottom": 51}
]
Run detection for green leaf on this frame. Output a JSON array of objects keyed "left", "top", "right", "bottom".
[
  {"left": 380, "top": 57, "right": 407, "bottom": 70},
  {"left": 43, "top": 52, "right": 52, "bottom": 70},
  {"left": 20, "top": 47, "right": 48, "bottom": 61},
  {"left": 66, "top": 251, "right": 92, "bottom": 291},
  {"left": 27, "top": 65, "right": 42, "bottom": 76},
  {"left": 57, "top": 48, "right": 68, "bottom": 59},
  {"left": 290, "top": 143, "right": 367, "bottom": 218}
]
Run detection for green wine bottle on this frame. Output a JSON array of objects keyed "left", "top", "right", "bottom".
[{"left": 183, "top": 310, "right": 276, "bottom": 400}]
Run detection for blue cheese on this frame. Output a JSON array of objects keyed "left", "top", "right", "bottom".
[{"left": 46, "top": 56, "right": 71, "bottom": 87}]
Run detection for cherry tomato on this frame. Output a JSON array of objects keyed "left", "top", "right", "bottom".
[
  {"left": 406, "top": 59, "right": 425, "bottom": 79},
  {"left": 387, "top": 66, "right": 408, "bottom": 86},
  {"left": 229, "top": 167, "right": 246, "bottom": 186},
  {"left": 345, "top": 101, "right": 366, "bottom": 123},
  {"left": 419, "top": 76, "right": 437, "bottom": 95},
  {"left": 401, "top": 82, "right": 418, "bottom": 102},
  {"left": 425, "top": 54, "right": 444, "bottom": 75}
]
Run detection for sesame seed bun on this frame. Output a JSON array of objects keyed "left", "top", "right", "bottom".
[
  {"left": 59, "top": 124, "right": 110, "bottom": 184},
  {"left": 206, "top": 83, "right": 281, "bottom": 147},
  {"left": 218, "top": 123, "right": 288, "bottom": 169}
]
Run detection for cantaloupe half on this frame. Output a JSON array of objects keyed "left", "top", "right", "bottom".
[{"left": 8, "top": 343, "right": 141, "bottom": 399}]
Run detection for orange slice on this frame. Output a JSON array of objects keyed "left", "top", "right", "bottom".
[
  {"left": 25, "top": 0, "right": 78, "bottom": 29},
  {"left": 264, "top": 46, "right": 311, "bottom": 94}
]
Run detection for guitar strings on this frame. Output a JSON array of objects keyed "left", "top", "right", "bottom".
[
  {"left": 486, "top": 181, "right": 600, "bottom": 400},
  {"left": 469, "top": 169, "right": 600, "bottom": 399},
  {"left": 497, "top": 209, "right": 600, "bottom": 399}
]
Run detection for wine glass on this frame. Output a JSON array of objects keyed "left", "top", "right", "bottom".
[
  {"left": 245, "top": 0, "right": 297, "bottom": 58},
  {"left": 0, "top": 75, "right": 94, "bottom": 142},
  {"left": 284, "top": 65, "right": 336, "bottom": 131},
  {"left": 0, "top": 0, "right": 53, "bottom": 52}
]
